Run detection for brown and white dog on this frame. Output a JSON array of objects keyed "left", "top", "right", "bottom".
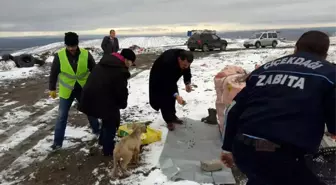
[{"left": 110, "top": 123, "right": 147, "bottom": 178}]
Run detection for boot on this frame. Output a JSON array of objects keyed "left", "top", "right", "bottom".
[
  {"left": 201, "top": 109, "right": 211, "bottom": 122},
  {"left": 201, "top": 108, "right": 218, "bottom": 125},
  {"left": 207, "top": 108, "right": 218, "bottom": 125}
]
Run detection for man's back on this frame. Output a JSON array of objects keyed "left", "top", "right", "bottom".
[{"left": 239, "top": 52, "right": 336, "bottom": 153}]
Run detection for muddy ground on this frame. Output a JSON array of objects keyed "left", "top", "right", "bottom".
[{"left": 0, "top": 50, "right": 246, "bottom": 185}]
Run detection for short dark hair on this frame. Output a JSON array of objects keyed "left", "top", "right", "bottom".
[
  {"left": 64, "top": 32, "right": 79, "bottom": 46},
  {"left": 110, "top": 29, "right": 115, "bottom": 34},
  {"left": 179, "top": 50, "right": 194, "bottom": 63},
  {"left": 296, "top": 30, "right": 329, "bottom": 58}
]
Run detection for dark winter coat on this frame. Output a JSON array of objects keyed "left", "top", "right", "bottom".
[
  {"left": 49, "top": 48, "right": 96, "bottom": 93},
  {"left": 101, "top": 36, "right": 120, "bottom": 54},
  {"left": 222, "top": 52, "right": 336, "bottom": 154},
  {"left": 149, "top": 49, "right": 192, "bottom": 111},
  {"left": 78, "top": 53, "right": 130, "bottom": 120}
]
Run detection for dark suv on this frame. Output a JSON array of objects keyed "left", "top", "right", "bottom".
[{"left": 187, "top": 32, "right": 228, "bottom": 52}]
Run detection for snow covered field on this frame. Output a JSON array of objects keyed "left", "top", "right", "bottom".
[{"left": 0, "top": 36, "right": 335, "bottom": 185}]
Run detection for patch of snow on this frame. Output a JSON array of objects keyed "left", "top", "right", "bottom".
[
  {"left": 0, "top": 124, "right": 45, "bottom": 156},
  {"left": 0, "top": 125, "right": 96, "bottom": 181},
  {"left": 0, "top": 66, "right": 45, "bottom": 81},
  {"left": 0, "top": 101, "right": 18, "bottom": 109},
  {"left": 0, "top": 106, "right": 32, "bottom": 126},
  {"left": 33, "top": 98, "right": 57, "bottom": 109}
]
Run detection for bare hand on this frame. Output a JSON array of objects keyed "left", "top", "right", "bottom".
[
  {"left": 220, "top": 152, "right": 234, "bottom": 168},
  {"left": 185, "top": 84, "right": 192, "bottom": 93},
  {"left": 176, "top": 95, "right": 185, "bottom": 105}
]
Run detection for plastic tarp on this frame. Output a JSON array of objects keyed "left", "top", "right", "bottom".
[{"left": 159, "top": 118, "right": 236, "bottom": 184}]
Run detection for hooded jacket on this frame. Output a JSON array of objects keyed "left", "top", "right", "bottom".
[{"left": 78, "top": 53, "right": 130, "bottom": 120}]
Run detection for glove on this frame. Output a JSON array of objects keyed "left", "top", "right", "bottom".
[{"left": 49, "top": 91, "right": 57, "bottom": 99}]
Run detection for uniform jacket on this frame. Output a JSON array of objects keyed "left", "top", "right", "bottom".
[{"left": 222, "top": 52, "right": 336, "bottom": 153}]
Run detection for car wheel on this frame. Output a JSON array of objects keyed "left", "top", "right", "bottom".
[
  {"left": 255, "top": 42, "right": 261, "bottom": 48},
  {"left": 272, "top": 41, "right": 277, "bottom": 48},
  {"left": 202, "top": 44, "right": 209, "bottom": 52},
  {"left": 189, "top": 48, "right": 195, "bottom": 51},
  {"left": 220, "top": 44, "right": 227, "bottom": 51}
]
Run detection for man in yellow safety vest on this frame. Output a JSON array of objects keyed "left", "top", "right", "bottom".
[{"left": 48, "top": 32, "right": 100, "bottom": 150}]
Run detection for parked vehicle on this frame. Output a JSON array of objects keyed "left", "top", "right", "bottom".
[
  {"left": 243, "top": 31, "right": 279, "bottom": 49},
  {"left": 187, "top": 30, "right": 228, "bottom": 52}
]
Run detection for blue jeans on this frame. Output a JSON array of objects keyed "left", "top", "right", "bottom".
[{"left": 53, "top": 92, "right": 100, "bottom": 146}]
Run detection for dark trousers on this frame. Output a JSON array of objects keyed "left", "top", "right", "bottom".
[
  {"left": 53, "top": 92, "right": 100, "bottom": 146},
  {"left": 160, "top": 96, "right": 177, "bottom": 124},
  {"left": 232, "top": 137, "right": 325, "bottom": 185},
  {"left": 99, "top": 113, "right": 120, "bottom": 156}
]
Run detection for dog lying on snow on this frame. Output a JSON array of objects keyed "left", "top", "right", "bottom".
[{"left": 110, "top": 123, "right": 147, "bottom": 178}]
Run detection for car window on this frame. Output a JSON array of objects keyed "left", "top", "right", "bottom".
[
  {"left": 191, "top": 34, "right": 200, "bottom": 39},
  {"left": 268, "top": 33, "right": 272, "bottom": 38},
  {"left": 272, "top": 33, "right": 277, "bottom": 38},
  {"left": 261, "top": 33, "right": 267, "bottom": 39},
  {"left": 202, "top": 34, "right": 212, "bottom": 40},
  {"left": 211, "top": 35, "right": 220, "bottom": 40}
]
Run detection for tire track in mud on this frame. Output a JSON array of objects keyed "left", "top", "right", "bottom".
[{"left": 0, "top": 103, "right": 58, "bottom": 143}]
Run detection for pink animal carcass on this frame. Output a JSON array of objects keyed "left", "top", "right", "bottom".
[{"left": 214, "top": 65, "right": 248, "bottom": 133}]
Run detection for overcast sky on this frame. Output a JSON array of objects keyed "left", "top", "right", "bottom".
[{"left": 0, "top": 0, "right": 335, "bottom": 34}]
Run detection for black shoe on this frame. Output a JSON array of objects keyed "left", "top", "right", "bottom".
[
  {"left": 174, "top": 117, "right": 184, "bottom": 124},
  {"left": 102, "top": 149, "right": 113, "bottom": 157},
  {"left": 167, "top": 123, "right": 175, "bottom": 131},
  {"left": 50, "top": 144, "right": 62, "bottom": 151}
]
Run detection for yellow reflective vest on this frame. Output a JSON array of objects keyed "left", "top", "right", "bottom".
[{"left": 57, "top": 48, "right": 89, "bottom": 99}]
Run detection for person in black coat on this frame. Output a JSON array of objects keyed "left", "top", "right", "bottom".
[
  {"left": 221, "top": 31, "right": 335, "bottom": 185},
  {"left": 78, "top": 49, "right": 136, "bottom": 156},
  {"left": 149, "top": 49, "right": 194, "bottom": 131},
  {"left": 101, "top": 29, "right": 120, "bottom": 54}
]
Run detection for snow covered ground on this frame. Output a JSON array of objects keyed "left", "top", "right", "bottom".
[{"left": 0, "top": 36, "right": 335, "bottom": 185}]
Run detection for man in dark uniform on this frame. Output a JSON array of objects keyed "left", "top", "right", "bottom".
[
  {"left": 149, "top": 49, "right": 194, "bottom": 131},
  {"left": 220, "top": 31, "right": 335, "bottom": 185}
]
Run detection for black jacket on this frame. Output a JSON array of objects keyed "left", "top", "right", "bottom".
[
  {"left": 222, "top": 52, "right": 336, "bottom": 154},
  {"left": 101, "top": 36, "right": 119, "bottom": 54},
  {"left": 49, "top": 48, "right": 96, "bottom": 92},
  {"left": 78, "top": 53, "right": 130, "bottom": 120},
  {"left": 149, "top": 49, "right": 192, "bottom": 111}
]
